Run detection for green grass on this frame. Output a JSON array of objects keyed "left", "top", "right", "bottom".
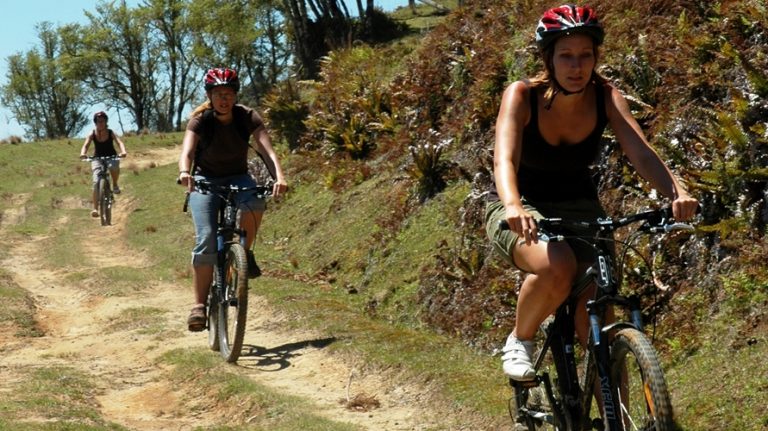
[
  {"left": 160, "top": 348, "right": 363, "bottom": 430},
  {"left": 0, "top": 366, "right": 126, "bottom": 430},
  {"left": 668, "top": 318, "right": 768, "bottom": 429},
  {"left": 0, "top": 269, "right": 41, "bottom": 337}
]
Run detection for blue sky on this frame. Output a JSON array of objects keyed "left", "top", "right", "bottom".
[{"left": 0, "top": 0, "right": 409, "bottom": 140}]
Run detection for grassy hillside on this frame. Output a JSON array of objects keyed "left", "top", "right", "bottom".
[
  {"left": 260, "top": 0, "right": 768, "bottom": 428},
  {"left": 2, "top": 0, "right": 767, "bottom": 429}
]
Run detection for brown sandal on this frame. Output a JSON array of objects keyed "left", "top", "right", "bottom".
[{"left": 187, "top": 305, "right": 206, "bottom": 332}]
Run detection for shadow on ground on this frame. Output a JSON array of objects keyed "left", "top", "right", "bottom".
[{"left": 238, "top": 337, "right": 337, "bottom": 370}]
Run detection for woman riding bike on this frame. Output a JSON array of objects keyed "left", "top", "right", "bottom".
[
  {"left": 178, "top": 67, "right": 288, "bottom": 332},
  {"left": 80, "top": 111, "right": 128, "bottom": 217},
  {"left": 485, "top": 4, "right": 698, "bottom": 381}
]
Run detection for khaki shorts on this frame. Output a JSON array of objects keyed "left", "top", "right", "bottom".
[{"left": 485, "top": 198, "right": 608, "bottom": 271}]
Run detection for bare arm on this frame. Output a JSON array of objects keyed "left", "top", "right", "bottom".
[
  {"left": 494, "top": 81, "right": 538, "bottom": 242},
  {"left": 80, "top": 131, "right": 94, "bottom": 157},
  {"left": 606, "top": 85, "right": 698, "bottom": 220},
  {"left": 251, "top": 125, "right": 288, "bottom": 198},
  {"left": 177, "top": 130, "right": 198, "bottom": 191},
  {"left": 113, "top": 132, "right": 128, "bottom": 156}
]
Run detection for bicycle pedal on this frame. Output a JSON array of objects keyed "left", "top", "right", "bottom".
[{"left": 509, "top": 377, "right": 539, "bottom": 389}]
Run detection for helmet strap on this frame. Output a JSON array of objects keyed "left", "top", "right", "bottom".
[{"left": 545, "top": 76, "right": 589, "bottom": 110}]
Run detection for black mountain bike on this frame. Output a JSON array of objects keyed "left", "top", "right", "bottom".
[
  {"left": 500, "top": 207, "right": 695, "bottom": 431},
  {"left": 184, "top": 179, "right": 272, "bottom": 363},
  {"left": 83, "top": 155, "right": 121, "bottom": 226}
]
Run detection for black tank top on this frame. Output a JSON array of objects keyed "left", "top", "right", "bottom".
[
  {"left": 490, "top": 83, "right": 608, "bottom": 202},
  {"left": 93, "top": 129, "right": 117, "bottom": 157}
]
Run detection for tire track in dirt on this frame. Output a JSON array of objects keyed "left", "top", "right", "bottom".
[{"left": 0, "top": 145, "right": 477, "bottom": 431}]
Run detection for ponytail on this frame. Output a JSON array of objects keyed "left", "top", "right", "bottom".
[{"left": 190, "top": 100, "right": 212, "bottom": 119}]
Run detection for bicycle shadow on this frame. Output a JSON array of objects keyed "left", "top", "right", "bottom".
[{"left": 236, "top": 336, "right": 337, "bottom": 371}]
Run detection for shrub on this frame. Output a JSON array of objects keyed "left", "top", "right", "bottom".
[
  {"left": 407, "top": 129, "right": 450, "bottom": 202},
  {"left": 262, "top": 81, "right": 309, "bottom": 151},
  {"left": 301, "top": 46, "right": 396, "bottom": 159}
]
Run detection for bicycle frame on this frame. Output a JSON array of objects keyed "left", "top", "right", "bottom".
[
  {"left": 212, "top": 187, "right": 248, "bottom": 302},
  {"left": 507, "top": 207, "right": 695, "bottom": 431}
]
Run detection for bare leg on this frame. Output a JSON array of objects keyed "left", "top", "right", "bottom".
[
  {"left": 239, "top": 210, "right": 264, "bottom": 249},
  {"left": 512, "top": 241, "right": 578, "bottom": 340},
  {"left": 193, "top": 264, "right": 214, "bottom": 305},
  {"left": 502, "top": 240, "right": 578, "bottom": 379},
  {"left": 110, "top": 168, "right": 120, "bottom": 189}
]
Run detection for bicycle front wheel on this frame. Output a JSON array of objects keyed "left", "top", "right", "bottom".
[
  {"left": 217, "top": 243, "right": 249, "bottom": 363},
  {"left": 97, "top": 178, "right": 111, "bottom": 226},
  {"left": 609, "top": 328, "right": 675, "bottom": 431}
]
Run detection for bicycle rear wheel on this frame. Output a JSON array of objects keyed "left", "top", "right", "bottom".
[
  {"left": 217, "top": 243, "right": 248, "bottom": 363},
  {"left": 98, "top": 178, "right": 111, "bottom": 226},
  {"left": 609, "top": 328, "right": 675, "bottom": 431}
]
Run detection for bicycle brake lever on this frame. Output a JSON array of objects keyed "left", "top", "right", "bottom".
[{"left": 645, "top": 222, "right": 694, "bottom": 233}]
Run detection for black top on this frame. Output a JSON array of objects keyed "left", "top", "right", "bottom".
[
  {"left": 489, "top": 83, "right": 608, "bottom": 202},
  {"left": 92, "top": 129, "right": 117, "bottom": 157}
]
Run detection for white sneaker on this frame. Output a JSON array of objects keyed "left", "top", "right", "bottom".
[{"left": 501, "top": 334, "right": 536, "bottom": 381}]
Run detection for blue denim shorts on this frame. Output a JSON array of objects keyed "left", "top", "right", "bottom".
[{"left": 189, "top": 174, "right": 267, "bottom": 266}]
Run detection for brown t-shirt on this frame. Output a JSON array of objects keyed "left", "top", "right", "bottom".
[{"left": 187, "top": 104, "right": 264, "bottom": 177}]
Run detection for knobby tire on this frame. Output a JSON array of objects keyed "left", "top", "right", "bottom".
[
  {"left": 609, "top": 328, "right": 675, "bottom": 431},
  {"left": 98, "top": 178, "right": 111, "bottom": 226},
  {"left": 217, "top": 243, "right": 248, "bottom": 363}
]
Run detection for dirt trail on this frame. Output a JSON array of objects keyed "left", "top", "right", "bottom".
[{"left": 0, "top": 147, "right": 463, "bottom": 431}]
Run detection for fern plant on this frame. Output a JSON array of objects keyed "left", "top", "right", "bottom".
[{"left": 408, "top": 129, "right": 451, "bottom": 202}]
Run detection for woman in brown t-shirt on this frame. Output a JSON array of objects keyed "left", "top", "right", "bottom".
[{"left": 178, "top": 67, "right": 288, "bottom": 331}]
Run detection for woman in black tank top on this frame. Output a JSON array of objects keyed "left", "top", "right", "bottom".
[
  {"left": 79, "top": 111, "right": 128, "bottom": 217},
  {"left": 486, "top": 5, "right": 699, "bottom": 382}
]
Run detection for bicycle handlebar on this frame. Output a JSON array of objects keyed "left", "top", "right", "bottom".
[
  {"left": 498, "top": 206, "right": 696, "bottom": 241},
  {"left": 192, "top": 179, "right": 274, "bottom": 198},
  {"left": 81, "top": 155, "right": 123, "bottom": 162},
  {"left": 179, "top": 178, "right": 274, "bottom": 213}
]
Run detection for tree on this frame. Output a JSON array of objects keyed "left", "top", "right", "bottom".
[
  {"left": 82, "top": 0, "right": 160, "bottom": 132},
  {"left": 187, "top": 0, "right": 290, "bottom": 103},
  {"left": 250, "top": 1, "right": 291, "bottom": 95},
  {"left": 142, "top": 0, "right": 200, "bottom": 131},
  {"left": 0, "top": 22, "right": 88, "bottom": 140},
  {"left": 281, "top": 0, "right": 356, "bottom": 79}
]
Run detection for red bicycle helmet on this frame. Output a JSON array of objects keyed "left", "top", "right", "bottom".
[
  {"left": 535, "top": 4, "right": 604, "bottom": 49},
  {"left": 93, "top": 111, "right": 108, "bottom": 123},
  {"left": 204, "top": 67, "right": 240, "bottom": 92}
]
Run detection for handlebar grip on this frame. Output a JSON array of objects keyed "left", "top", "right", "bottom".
[
  {"left": 182, "top": 192, "right": 190, "bottom": 213},
  {"left": 498, "top": 220, "right": 509, "bottom": 231}
]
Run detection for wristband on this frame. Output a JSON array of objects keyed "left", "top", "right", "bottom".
[{"left": 179, "top": 170, "right": 190, "bottom": 174}]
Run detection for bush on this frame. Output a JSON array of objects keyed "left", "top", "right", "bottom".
[
  {"left": 301, "top": 46, "right": 395, "bottom": 159},
  {"left": 262, "top": 81, "right": 309, "bottom": 151}
]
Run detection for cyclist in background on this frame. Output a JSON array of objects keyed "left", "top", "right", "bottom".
[
  {"left": 485, "top": 4, "right": 698, "bottom": 381},
  {"left": 80, "top": 111, "right": 128, "bottom": 218},
  {"left": 178, "top": 67, "right": 288, "bottom": 332}
]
